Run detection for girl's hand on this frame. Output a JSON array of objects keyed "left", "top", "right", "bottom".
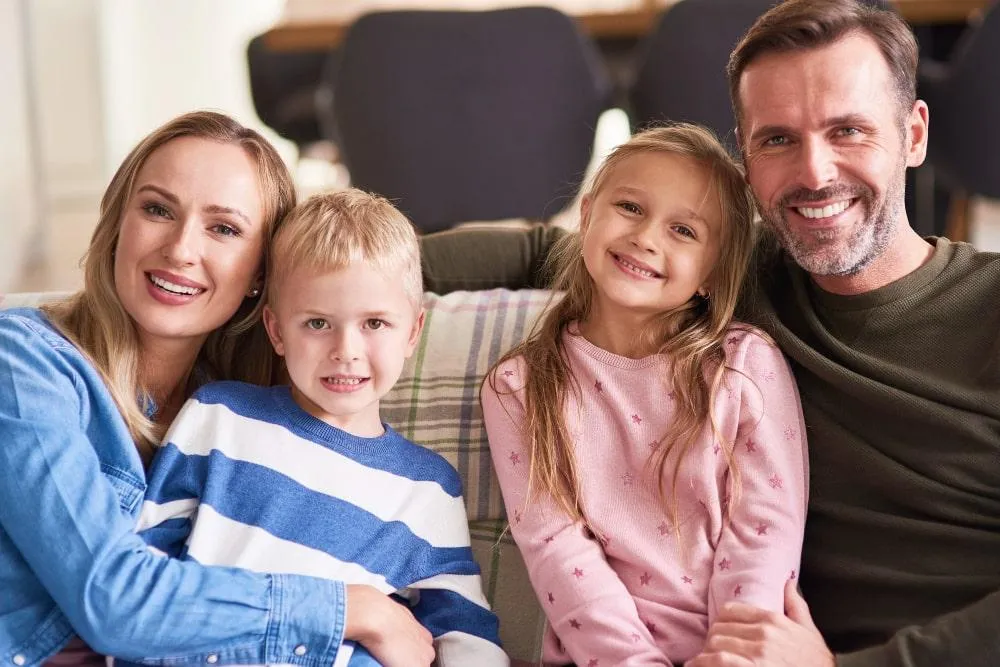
[{"left": 344, "top": 584, "right": 435, "bottom": 667}]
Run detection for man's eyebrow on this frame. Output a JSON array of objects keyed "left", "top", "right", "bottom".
[
  {"left": 747, "top": 125, "right": 791, "bottom": 143},
  {"left": 135, "top": 184, "right": 251, "bottom": 226}
]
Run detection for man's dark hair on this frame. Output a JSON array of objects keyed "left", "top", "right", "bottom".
[{"left": 727, "top": 0, "right": 918, "bottom": 124}]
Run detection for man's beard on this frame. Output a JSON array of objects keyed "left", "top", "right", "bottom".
[{"left": 758, "top": 162, "right": 906, "bottom": 278}]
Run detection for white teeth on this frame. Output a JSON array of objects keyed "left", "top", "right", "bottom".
[
  {"left": 616, "top": 255, "right": 659, "bottom": 278},
  {"left": 796, "top": 200, "right": 851, "bottom": 219},
  {"left": 326, "top": 377, "right": 364, "bottom": 385},
  {"left": 149, "top": 274, "right": 202, "bottom": 295}
]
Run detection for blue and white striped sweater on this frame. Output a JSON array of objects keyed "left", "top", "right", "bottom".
[{"left": 137, "top": 381, "right": 507, "bottom": 667}]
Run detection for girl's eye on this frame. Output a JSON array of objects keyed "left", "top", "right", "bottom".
[
  {"left": 306, "top": 318, "right": 328, "bottom": 330},
  {"left": 143, "top": 202, "right": 170, "bottom": 218},
  {"left": 365, "top": 319, "right": 387, "bottom": 330},
  {"left": 673, "top": 225, "right": 696, "bottom": 239},
  {"left": 211, "top": 223, "right": 242, "bottom": 238},
  {"left": 615, "top": 201, "right": 642, "bottom": 215}
]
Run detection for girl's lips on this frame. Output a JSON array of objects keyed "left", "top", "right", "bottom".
[{"left": 610, "top": 251, "right": 664, "bottom": 279}]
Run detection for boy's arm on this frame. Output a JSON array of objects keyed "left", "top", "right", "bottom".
[
  {"left": 135, "top": 399, "right": 209, "bottom": 557},
  {"left": 481, "top": 360, "right": 673, "bottom": 667},
  {"left": 405, "top": 470, "right": 509, "bottom": 666},
  {"left": 707, "top": 333, "right": 809, "bottom": 622},
  {"left": 420, "top": 224, "right": 567, "bottom": 293}
]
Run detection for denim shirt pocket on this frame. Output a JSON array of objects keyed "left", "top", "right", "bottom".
[{"left": 100, "top": 463, "right": 145, "bottom": 516}]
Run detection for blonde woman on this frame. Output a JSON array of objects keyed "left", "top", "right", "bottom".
[
  {"left": 0, "top": 112, "right": 429, "bottom": 667},
  {"left": 481, "top": 125, "right": 809, "bottom": 666}
]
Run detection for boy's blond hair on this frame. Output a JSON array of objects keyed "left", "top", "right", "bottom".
[{"left": 268, "top": 189, "right": 422, "bottom": 309}]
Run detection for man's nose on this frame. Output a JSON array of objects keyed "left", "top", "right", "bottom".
[{"left": 796, "top": 137, "right": 838, "bottom": 191}]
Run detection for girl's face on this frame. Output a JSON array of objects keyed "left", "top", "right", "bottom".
[
  {"left": 114, "top": 136, "right": 266, "bottom": 351},
  {"left": 580, "top": 151, "right": 724, "bottom": 323}
]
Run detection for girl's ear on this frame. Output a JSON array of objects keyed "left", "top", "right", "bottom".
[
  {"left": 262, "top": 305, "right": 286, "bottom": 357},
  {"left": 579, "top": 195, "right": 593, "bottom": 235}
]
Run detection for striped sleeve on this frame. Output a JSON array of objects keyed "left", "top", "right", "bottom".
[
  {"left": 406, "top": 464, "right": 509, "bottom": 666},
  {"left": 135, "top": 398, "right": 212, "bottom": 558}
]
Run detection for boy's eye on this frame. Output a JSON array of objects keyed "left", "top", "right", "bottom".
[
  {"left": 305, "top": 318, "right": 328, "bottom": 330},
  {"left": 365, "top": 319, "right": 388, "bottom": 330},
  {"left": 142, "top": 202, "right": 171, "bottom": 218}
]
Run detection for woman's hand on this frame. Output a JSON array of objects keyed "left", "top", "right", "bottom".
[{"left": 344, "top": 584, "right": 435, "bottom": 667}]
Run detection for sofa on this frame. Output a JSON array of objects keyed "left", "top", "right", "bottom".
[{"left": 1, "top": 289, "right": 554, "bottom": 665}]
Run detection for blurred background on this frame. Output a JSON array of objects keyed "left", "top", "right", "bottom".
[{"left": 3, "top": 0, "right": 999, "bottom": 295}]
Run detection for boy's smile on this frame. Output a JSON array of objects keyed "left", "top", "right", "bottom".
[{"left": 263, "top": 262, "right": 424, "bottom": 437}]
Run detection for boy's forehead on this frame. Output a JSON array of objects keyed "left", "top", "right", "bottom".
[{"left": 277, "top": 261, "right": 417, "bottom": 315}]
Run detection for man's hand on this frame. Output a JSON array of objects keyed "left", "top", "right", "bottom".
[
  {"left": 687, "top": 579, "right": 835, "bottom": 667},
  {"left": 344, "top": 584, "right": 435, "bottom": 667}
]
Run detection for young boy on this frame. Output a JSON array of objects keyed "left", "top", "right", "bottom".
[{"left": 133, "top": 190, "right": 508, "bottom": 666}]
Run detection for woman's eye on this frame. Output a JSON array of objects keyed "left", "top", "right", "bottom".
[
  {"left": 365, "top": 319, "right": 387, "bottom": 330},
  {"left": 306, "top": 319, "right": 328, "bottom": 330},
  {"left": 211, "top": 223, "right": 241, "bottom": 238},
  {"left": 143, "top": 203, "right": 170, "bottom": 218},
  {"left": 616, "top": 201, "right": 642, "bottom": 215}
]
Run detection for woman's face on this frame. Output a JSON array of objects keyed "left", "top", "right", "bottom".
[{"left": 114, "top": 136, "right": 266, "bottom": 351}]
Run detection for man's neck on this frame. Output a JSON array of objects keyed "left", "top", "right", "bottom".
[{"left": 810, "top": 227, "right": 935, "bottom": 296}]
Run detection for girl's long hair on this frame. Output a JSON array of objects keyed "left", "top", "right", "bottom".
[
  {"left": 42, "top": 111, "right": 296, "bottom": 461},
  {"left": 488, "top": 123, "right": 758, "bottom": 533}
]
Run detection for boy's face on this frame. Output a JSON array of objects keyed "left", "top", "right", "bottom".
[{"left": 263, "top": 262, "right": 424, "bottom": 437}]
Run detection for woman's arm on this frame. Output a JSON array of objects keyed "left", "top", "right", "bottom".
[
  {"left": 0, "top": 315, "right": 345, "bottom": 666},
  {"left": 481, "top": 360, "right": 672, "bottom": 667}
]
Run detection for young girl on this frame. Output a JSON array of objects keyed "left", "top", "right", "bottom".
[{"left": 481, "top": 124, "right": 808, "bottom": 666}]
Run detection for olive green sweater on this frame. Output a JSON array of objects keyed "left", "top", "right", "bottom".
[
  {"left": 420, "top": 228, "right": 1000, "bottom": 666},
  {"left": 750, "top": 237, "right": 1000, "bottom": 667}
]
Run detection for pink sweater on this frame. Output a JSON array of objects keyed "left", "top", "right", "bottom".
[{"left": 482, "top": 325, "right": 808, "bottom": 666}]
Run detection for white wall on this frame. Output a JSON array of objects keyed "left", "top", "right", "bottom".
[{"left": 0, "top": 0, "right": 39, "bottom": 292}]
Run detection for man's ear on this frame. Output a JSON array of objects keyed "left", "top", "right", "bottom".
[
  {"left": 405, "top": 309, "right": 426, "bottom": 358},
  {"left": 906, "top": 100, "right": 930, "bottom": 168},
  {"left": 262, "top": 305, "right": 286, "bottom": 357}
]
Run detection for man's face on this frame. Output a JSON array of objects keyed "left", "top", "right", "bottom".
[{"left": 738, "top": 31, "right": 927, "bottom": 278}]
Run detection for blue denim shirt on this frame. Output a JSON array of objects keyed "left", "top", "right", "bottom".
[{"left": 0, "top": 309, "right": 347, "bottom": 667}]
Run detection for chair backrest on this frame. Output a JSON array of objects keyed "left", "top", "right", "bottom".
[
  {"left": 921, "top": 2, "right": 1000, "bottom": 197},
  {"left": 629, "top": 0, "right": 895, "bottom": 150},
  {"left": 246, "top": 34, "right": 337, "bottom": 148},
  {"left": 333, "top": 7, "right": 611, "bottom": 233}
]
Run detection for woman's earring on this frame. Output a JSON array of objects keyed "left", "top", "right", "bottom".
[{"left": 247, "top": 287, "right": 261, "bottom": 298}]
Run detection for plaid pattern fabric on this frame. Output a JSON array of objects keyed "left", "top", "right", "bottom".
[{"left": 2, "top": 289, "right": 556, "bottom": 662}]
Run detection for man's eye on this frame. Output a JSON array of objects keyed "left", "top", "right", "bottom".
[
  {"left": 306, "top": 319, "right": 328, "bottom": 330},
  {"left": 764, "top": 136, "right": 787, "bottom": 147},
  {"left": 838, "top": 127, "right": 861, "bottom": 137}
]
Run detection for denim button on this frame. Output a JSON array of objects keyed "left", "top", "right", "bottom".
[
  {"left": 12, "top": 657, "right": 26, "bottom": 667},
  {"left": 294, "top": 645, "right": 307, "bottom": 656},
  {"left": 206, "top": 655, "right": 218, "bottom": 664}
]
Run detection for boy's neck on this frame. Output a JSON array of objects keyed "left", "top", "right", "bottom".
[{"left": 289, "top": 385, "right": 386, "bottom": 438}]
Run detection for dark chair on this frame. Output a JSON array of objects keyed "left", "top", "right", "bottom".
[
  {"left": 918, "top": 2, "right": 1000, "bottom": 240},
  {"left": 628, "top": 0, "right": 894, "bottom": 150},
  {"left": 332, "top": 7, "right": 612, "bottom": 233},
  {"left": 246, "top": 34, "right": 339, "bottom": 152}
]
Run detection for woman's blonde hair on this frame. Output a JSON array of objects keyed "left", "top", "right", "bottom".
[
  {"left": 489, "top": 123, "right": 758, "bottom": 535},
  {"left": 42, "top": 111, "right": 296, "bottom": 461},
  {"left": 268, "top": 189, "right": 422, "bottom": 311}
]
